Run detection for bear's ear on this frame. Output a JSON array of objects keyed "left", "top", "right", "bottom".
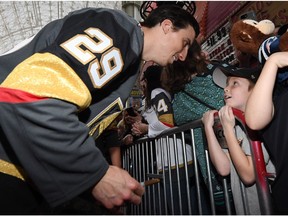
[
  {"left": 257, "top": 19, "right": 275, "bottom": 35},
  {"left": 239, "top": 31, "right": 253, "bottom": 42}
]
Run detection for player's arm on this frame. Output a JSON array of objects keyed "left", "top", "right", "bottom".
[{"left": 7, "top": 98, "right": 143, "bottom": 208}]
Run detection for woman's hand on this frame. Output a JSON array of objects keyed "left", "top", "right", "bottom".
[
  {"left": 131, "top": 122, "right": 148, "bottom": 136},
  {"left": 124, "top": 111, "right": 142, "bottom": 125}
]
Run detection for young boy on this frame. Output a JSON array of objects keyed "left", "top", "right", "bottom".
[
  {"left": 245, "top": 52, "right": 288, "bottom": 214},
  {"left": 202, "top": 63, "right": 274, "bottom": 214}
]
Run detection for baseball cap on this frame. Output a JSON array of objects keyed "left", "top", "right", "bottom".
[{"left": 212, "top": 62, "right": 262, "bottom": 88}]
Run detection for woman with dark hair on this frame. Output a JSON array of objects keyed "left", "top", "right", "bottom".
[{"left": 131, "top": 65, "right": 173, "bottom": 138}]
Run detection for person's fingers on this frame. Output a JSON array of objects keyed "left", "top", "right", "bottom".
[
  {"left": 134, "top": 185, "right": 145, "bottom": 197},
  {"left": 92, "top": 166, "right": 145, "bottom": 210},
  {"left": 120, "top": 188, "right": 143, "bottom": 206},
  {"left": 129, "top": 190, "right": 143, "bottom": 205},
  {"left": 120, "top": 175, "right": 144, "bottom": 202},
  {"left": 126, "top": 178, "right": 145, "bottom": 198}
]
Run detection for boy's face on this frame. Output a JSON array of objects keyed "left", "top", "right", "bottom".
[{"left": 223, "top": 76, "right": 253, "bottom": 112}]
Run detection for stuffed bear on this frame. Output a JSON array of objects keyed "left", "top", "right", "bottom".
[{"left": 230, "top": 19, "right": 288, "bottom": 82}]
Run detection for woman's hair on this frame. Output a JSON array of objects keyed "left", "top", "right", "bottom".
[
  {"left": 142, "top": 65, "right": 163, "bottom": 109},
  {"left": 141, "top": 4, "right": 199, "bottom": 37},
  {"left": 164, "top": 40, "right": 208, "bottom": 94}
]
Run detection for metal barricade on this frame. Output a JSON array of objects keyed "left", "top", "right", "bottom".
[{"left": 121, "top": 113, "right": 275, "bottom": 215}]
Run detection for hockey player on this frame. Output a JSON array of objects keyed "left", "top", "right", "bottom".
[{"left": 0, "top": 5, "right": 199, "bottom": 214}]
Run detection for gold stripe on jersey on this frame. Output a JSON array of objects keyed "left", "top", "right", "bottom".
[
  {"left": 89, "top": 111, "right": 122, "bottom": 139},
  {"left": 0, "top": 159, "right": 27, "bottom": 181},
  {"left": 88, "top": 98, "right": 124, "bottom": 139},
  {"left": 1, "top": 53, "right": 91, "bottom": 110},
  {"left": 159, "top": 113, "right": 174, "bottom": 127}
]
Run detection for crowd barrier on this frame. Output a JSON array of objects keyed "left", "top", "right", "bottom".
[{"left": 121, "top": 110, "right": 275, "bottom": 215}]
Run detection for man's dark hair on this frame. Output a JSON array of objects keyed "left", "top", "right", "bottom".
[{"left": 141, "top": 4, "right": 199, "bottom": 37}]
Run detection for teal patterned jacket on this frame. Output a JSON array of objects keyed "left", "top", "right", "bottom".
[{"left": 172, "top": 73, "right": 224, "bottom": 194}]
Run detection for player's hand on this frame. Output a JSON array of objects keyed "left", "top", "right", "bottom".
[{"left": 92, "top": 166, "right": 144, "bottom": 211}]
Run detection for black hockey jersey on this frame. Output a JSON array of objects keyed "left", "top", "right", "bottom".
[
  {"left": 1, "top": 7, "right": 143, "bottom": 136},
  {"left": 0, "top": 7, "right": 143, "bottom": 207}
]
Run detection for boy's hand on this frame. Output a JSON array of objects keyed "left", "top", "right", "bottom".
[
  {"left": 219, "top": 105, "right": 235, "bottom": 129},
  {"left": 202, "top": 110, "right": 218, "bottom": 128}
]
